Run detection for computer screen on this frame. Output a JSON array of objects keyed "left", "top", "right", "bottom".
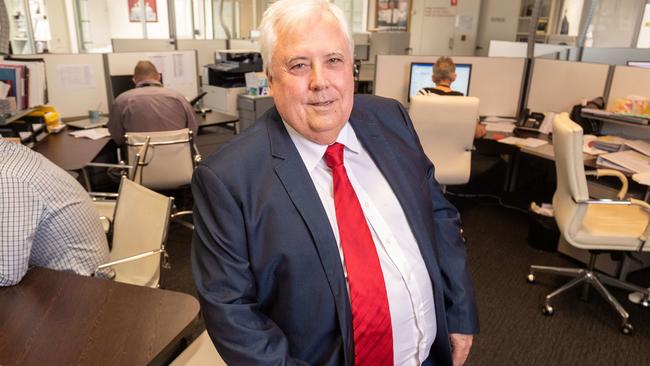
[
  {"left": 626, "top": 61, "right": 650, "bottom": 69},
  {"left": 407, "top": 62, "right": 472, "bottom": 102},
  {"left": 110, "top": 74, "right": 164, "bottom": 99}
]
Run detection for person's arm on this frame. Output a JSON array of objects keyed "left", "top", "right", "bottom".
[
  {"left": 191, "top": 165, "right": 309, "bottom": 366},
  {"left": 182, "top": 98, "right": 199, "bottom": 137},
  {"left": 107, "top": 99, "right": 126, "bottom": 145},
  {"left": 0, "top": 178, "right": 40, "bottom": 286}
]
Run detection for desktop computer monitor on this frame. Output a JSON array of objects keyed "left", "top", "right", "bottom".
[
  {"left": 407, "top": 62, "right": 472, "bottom": 102},
  {"left": 626, "top": 61, "right": 650, "bottom": 69},
  {"left": 110, "top": 74, "right": 164, "bottom": 99}
]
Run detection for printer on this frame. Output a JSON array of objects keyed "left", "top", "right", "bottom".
[{"left": 202, "top": 50, "right": 263, "bottom": 115}]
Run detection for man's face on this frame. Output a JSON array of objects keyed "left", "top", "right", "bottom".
[{"left": 268, "top": 14, "right": 354, "bottom": 145}]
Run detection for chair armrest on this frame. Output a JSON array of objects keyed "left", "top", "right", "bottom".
[
  {"left": 96, "top": 248, "right": 165, "bottom": 270},
  {"left": 89, "top": 192, "right": 119, "bottom": 199},
  {"left": 585, "top": 169, "right": 628, "bottom": 200},
  {"left": 85, "top": 162, "right": 134, "bottom": 170}
]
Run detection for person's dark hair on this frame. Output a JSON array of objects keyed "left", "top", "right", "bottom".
[
  {"left": 133, "top": 60, "right": 159, "bottom": 82},
  {"left": 433, "top": 56, "right": 456, "bottom": 84}
]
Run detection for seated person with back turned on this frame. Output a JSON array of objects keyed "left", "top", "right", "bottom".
[
  {"left": 0, "top": 139, "right": 109, "bottom": 286},
  {"left": 107, "top": 60, "right": 198, "bottom": 145},
  {"left": 417, "top": 56, "right": 486, "bottom": 139}
]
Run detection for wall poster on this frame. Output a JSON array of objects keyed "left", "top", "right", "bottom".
[
  {"left": 128, "top": 0, "right": 158, "bottom": 23},
  {"left": 376, "top": 0, "right": 411, "bottom": 31}
]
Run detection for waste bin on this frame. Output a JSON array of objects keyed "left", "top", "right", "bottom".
[{"left": 528, "top": 202, "right": 560, "bottom": 252}]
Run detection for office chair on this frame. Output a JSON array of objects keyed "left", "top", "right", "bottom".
[
  {"left": 89, "top": 137, "right": 151, "bottom": 234},
  {"left": 125, "top": 128, "right": 201, "bottom": 230},
  {"left": 409, "top": 95, "right": 479, "bottom": 186},
  {"left": 527, "top": 112, "right": 650, "bottom": 335},
  {"left": 96, "top": 177, "right": 173, "bottom": 288},
  {"left": 170, "top": 331, "right": 227, "bottom": 366}
]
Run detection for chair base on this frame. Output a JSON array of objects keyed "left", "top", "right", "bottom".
[{"left": 528, "top": 255, "right": 650, "bottom": 335}]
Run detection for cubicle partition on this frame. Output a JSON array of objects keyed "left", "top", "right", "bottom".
[
  {"left": 15, "top": 53, "right": 109, "bottom": 118},
  {"left": 106, "top": 50, "right": 199, "bottom": 101},
  {"left": 228, "top": 39, "right": 261, "bottom": 51},
  {"left": 526, "top": 59, "right": 610, "bottom": 114},
  {"left": 581, "top": 48, "right": 650, "bottom": 66},
  {"left": 374, "top": 55, "right": 526, "bottom": 117},
  {"left": 111, "top": 39, "right": 175, "bottom": 52}
]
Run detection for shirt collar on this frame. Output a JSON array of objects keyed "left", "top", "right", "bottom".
[
  {"left": 283, "top": 120, "right": 362, "bottom": 173},
  {"left": 135, "top": 79, "right": 162, "bottom": 87}
]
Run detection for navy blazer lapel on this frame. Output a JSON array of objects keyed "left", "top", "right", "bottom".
[
  {"left": 349, "top": 106, "right": 440, "bottom": 278},
  {"left": 265, "top": 109, "right": 354, "bottom": 362}
]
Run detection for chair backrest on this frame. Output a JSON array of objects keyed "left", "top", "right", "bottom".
[
  {"left": 551, "top": 112, "right": 589, "bottom": 244},
  {"left": 409, "top": 95, "right": 479, "bottom": 185},
  {"left": 125, "top": 128, "right": 195, "bottom": 190},
  {"left": 110, "top": 177, "right": 172, "bottom": 287}
]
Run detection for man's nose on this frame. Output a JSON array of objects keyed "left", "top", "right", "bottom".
[{"left": 309, "top": 65, "right": 328, "bottom": 91}]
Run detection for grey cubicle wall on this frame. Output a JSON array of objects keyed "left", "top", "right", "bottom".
[
  {"left": 601, "top": 65, "right": 650, "bottom": 139},
  {"left": 526, "top": 59, "right": 610, "bottom": 114},
  {"left": 177, "top": 39, "right": 227, "bottom": 68},
  {"left": 14, "top": 53, "right": 109, "bottom": 118},
  {"left": 581, "top": 48, "right": 650, "bottom": 66},
  {"left": 374, "top": 55, "right": 526, "bottom": 117},
  {"left": 106, "top": 50, "right": 199, "bottom": 100},
  {"left": 111, "top": 39, "right": 175, "bottom": 52}
]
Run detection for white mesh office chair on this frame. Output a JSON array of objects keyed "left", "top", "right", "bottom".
[
  {"left": 527, "top": 112, "right": 650, "bottom": 334},
  {"left": 96, "top": 177, "right": 173, "bottom": 288},
  {"left": 125, "top": 128, "right": 201, "bottom": 230},
  {"left": 409, "top": 95, "right": 479, "bottom": 186}
]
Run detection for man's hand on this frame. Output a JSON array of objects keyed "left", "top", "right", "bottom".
[{"left": 449, "top": 333, "right": 473, "bottom": 366}]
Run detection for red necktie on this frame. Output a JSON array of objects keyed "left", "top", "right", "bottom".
[{"left": 324, "top": 142, "right": 393, "bottom": 365}]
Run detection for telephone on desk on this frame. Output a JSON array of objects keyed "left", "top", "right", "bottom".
[{"left": 516, "top": 109, "right": 545, "bottom": 132}]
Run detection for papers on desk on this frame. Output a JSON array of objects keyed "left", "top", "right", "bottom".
[
  {"left": 498, "top": 136, "right": 548, "bottom": 148},
  {"left": 482, "top": 116, "right": 517, "bottom": 133},
  {"left": 597, "top": 150, "right": 650, "bottom": 174},
  {"left": 69, "top": 127, "right": 110, "bottom": 140},
  {"left": 484, "top": 122, "right": 516, "bottom": 133}
]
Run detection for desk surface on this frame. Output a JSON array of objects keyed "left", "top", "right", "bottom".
[
  {"left": 33, "top": 127, "right": 110, "bottom": 171},
  {"left": 0, "top": 268, "right": 199, "bottom": 366},
  {"left": 198, "top": 111, "right": 238, "bottom": 127}
]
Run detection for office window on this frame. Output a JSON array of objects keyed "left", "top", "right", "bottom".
[{"left": 6, "top": 0, "right": 52, "bottom": 54}]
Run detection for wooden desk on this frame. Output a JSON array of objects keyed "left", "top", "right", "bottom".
[
  {"left": 195, "top": 132, "right": 235, "bottom": 158},
  {"left": 33, "top": 127, "right": 110, "bottom": 171},
  {"left": 0, "top": 268, "right": 199, "bottom": 366}
]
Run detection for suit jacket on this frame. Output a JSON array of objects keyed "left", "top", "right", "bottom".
[{"left": 191, "top": 94, "right": 479, "bottom": 365}]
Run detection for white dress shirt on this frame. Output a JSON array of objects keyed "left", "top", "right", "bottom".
[{"left": 285, "top": 122, "right": 436, "bottom": 365}]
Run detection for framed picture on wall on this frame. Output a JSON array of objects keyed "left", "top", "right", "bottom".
[
  {"left": 128, "top": 0, "right": 158, "bottom": 23},
  {"left": 376, "top": 0, "right": 410, "bottom": 31}
]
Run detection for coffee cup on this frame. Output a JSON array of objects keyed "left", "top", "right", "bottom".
[{"left": 88, "top": 110, "right": 101, "bottom": 119}]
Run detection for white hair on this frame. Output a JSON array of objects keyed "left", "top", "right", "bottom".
[{"left": 259, "top": 0, "right": 354, "bottom": 76}]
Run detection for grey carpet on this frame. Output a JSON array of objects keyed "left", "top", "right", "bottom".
[{"left": 160, "top": 194, "right": 650, "bottom": 365}]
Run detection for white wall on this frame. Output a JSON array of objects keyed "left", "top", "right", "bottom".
[
  {"left": 475, "top": 0, "right": 519, "bottom": 56},
  {"left": 44, "top": 0, "right": 72, "bottom": 53},
  {"left": 108, "top": 0, "right": 170, "bottom": 39},
  {"left": 409, "top": 0, "right": 481, "bottom": 56}
]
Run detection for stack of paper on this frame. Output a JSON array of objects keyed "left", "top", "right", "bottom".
[
  {"left": 498, "top": 136, "right": 548, "bottom": 148},
  {"left": 591, "top": 135, "right": 628, "bottom": 152},
  {"left": 583, "top": 135, "right": 608, "bottom": 155},
  {"left": 69, "top": 128, "right": 110, "bottom": 140},
  {"left": 597, "top": 150, "right": 650, "bottom": 174}
]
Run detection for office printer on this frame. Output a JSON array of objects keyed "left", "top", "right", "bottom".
[
  {"left": 204, "top": 50, "right": 263, "bottom": 88},
  {"left": 201, "top": 50, "right": 263, "bottom": 115}
]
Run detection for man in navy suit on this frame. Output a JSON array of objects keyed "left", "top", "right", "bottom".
[{"left": 191, "top": 0, "right": 479, "bottom": 364}]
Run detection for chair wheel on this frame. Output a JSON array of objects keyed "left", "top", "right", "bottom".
[
  {"left": 527, "top": 274, "right": 535, "bottom": 283},
  {"left": 620, "top": 322, "right": 634, "bottom": 335},
  {"left": 541, "top": 304, "right": 554, "bottom": 316}
]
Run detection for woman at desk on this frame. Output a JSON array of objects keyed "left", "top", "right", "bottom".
[{"left": 417, "top": 56, "right": 486, "bottom": 138}]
